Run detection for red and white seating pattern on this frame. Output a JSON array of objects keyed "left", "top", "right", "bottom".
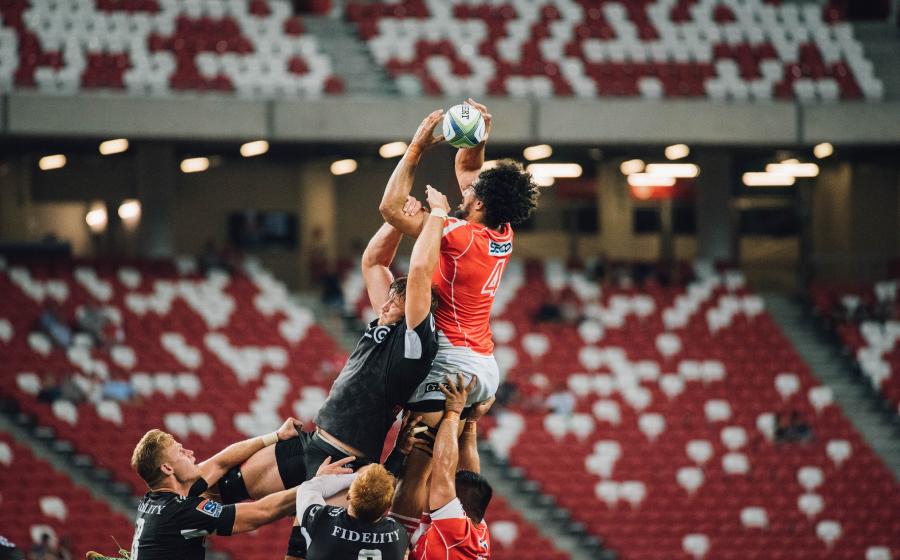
[
  {"left": 346, "top": 0, "right": 882, "bottom": 101},
  {"left": 0, "top": 255, "right": 347, "bottom": 559},
  {"left": 475, "top": 260, "right": 899, "bottom": 559},
  {"left": 0, "top": 434, "right": 134, "bottom": 555},
  {"left": 810, "top": 280, "right": 900, "bottom": 415},
  {"left": 0, "top": 255, "right": 568, "bottom": 559},
  {"left": 0, "top": 0, "right": 342, "bottom": 97}
]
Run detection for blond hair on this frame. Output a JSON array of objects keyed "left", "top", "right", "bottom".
[
  {"left": 348, "top": 464, "right": 395, "bottom": 523},
  {"left": 131, "top": 429, "right": 174, "bottom": 488}
]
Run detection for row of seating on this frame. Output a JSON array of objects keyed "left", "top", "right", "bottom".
[
  {"left": 475, "top": 260, "right": 898, "bottom": 559},
  {"left": 0, "top": 255, "right": 568, "bottom": 559},
  {"left": 346, "top": 0, "right": 883, "bottom": 100},
  {"left": 0, "top": 0, "right": 886, "bottom": 100},
  {"left": 809, "top": 280, "right": 900, "bottom": 415},
  {"left": 1, "top": 0, "right": 342, "bottom": 97}
]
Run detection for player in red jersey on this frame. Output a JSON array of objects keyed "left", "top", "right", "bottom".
[
  {"left": 379, "top": 99, "right": 540, "bottom": 424},
  {"left": 411, "top": 375, "right": 494, "bottom": 560}
]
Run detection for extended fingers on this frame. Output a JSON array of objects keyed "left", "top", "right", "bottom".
[{"left": 332, "top": 455, "right": 356, "bottom": 468}]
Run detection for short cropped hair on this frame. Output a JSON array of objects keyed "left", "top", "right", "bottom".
[
  {"left": 474, "top": 160, "right": 540, "bottom": 230},
  {"left": 389, "top": 276, "right": 439, "bottom": 314},
  {"left": 131, "top": 429, "right": 174, "bottom": 488},
  {"left": 455, "top": 470, "right": 492, "bottom": 524},
  {"left": 349, "top": 464, "right": 395, "bottom": 524}
]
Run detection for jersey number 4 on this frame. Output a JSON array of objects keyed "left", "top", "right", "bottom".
[{"left": 480, "top": 258, "right": 507, "bottom": 298}]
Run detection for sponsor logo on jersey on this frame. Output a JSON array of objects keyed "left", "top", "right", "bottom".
[
  {"left": 195, "top": 499, "right": 223, "bottom": 518},
  {"left": 364, "top": 325, "right": 391, "bottom": 344},
  {"left": 423, "top": 382, "right": 448, "bottom": 394},
  {"left": 488, "top": 240, "right": 512, "bottom": 257}
]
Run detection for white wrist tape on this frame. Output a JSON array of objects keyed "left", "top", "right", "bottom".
[
  {"left": 430, "top": 208, "right": 448, "bottom": 220},
  {"left": 262, "top": 431, "right": 279, "bottom": 447}
]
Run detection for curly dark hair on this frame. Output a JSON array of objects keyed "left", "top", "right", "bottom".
[{"left": 474, "top": 159, "right": 540, "bottom": 229}]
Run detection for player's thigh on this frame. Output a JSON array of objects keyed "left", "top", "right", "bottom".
[{"left": 240, "top": 444, "right": 284, "bottom": 499}]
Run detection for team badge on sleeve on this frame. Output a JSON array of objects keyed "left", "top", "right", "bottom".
[{"left": 195, "top": 499, "right": 223, "bottom": 518}]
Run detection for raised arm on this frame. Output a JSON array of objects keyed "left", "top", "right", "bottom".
[
  {"left": 379, "top": 110, "right": 444, "bottom": 238},
  {"left": 231, "top": 487, "right": 297, "bottom": 534},
  {"left": 198, "top": 418, "right": 301, "bottom": 486},
  {"left": 405, "top": 186, "right": 449, "bottom": 329},
  {"left": 454, "top": 98, "right": 492, "bottom": 194},
  {"left": 429, "top": 375, "right": 476, "bottom": 511},
  {"left": 457, "top": 396, "right": 494, "bottom": 474},
  {"left": 361, "top": 222, "right": 404, "bottom": 313}
]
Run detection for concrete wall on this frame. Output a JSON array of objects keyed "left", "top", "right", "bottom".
[{"left": 7, "top": 93, "right": 900, "bottom": 145}]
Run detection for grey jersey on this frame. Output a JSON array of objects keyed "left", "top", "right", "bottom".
[{"left": 314, "top": 314, "right": 438, "bottom": 460}]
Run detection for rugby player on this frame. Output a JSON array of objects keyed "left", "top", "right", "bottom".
[
  {"left": 284, "top": 459, "right": 407, "bottom": 560},
  {"left": 128, "top": 418, "right": 303, "bottom": 559},
  {"left": 411, "top": 375, "right": 494, "bottom": 559},
  {"left": 379, "top": 99, "right": 540, "bottom": 421}
]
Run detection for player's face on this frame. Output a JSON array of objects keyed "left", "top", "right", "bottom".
[
  {"left": 378, "top": 294, "right": 405, "bottom": 326},
  {"left": 165, "top": 441, "right": 200, "bottom": 483},
  {"left": 454, "top": 184, "right": 477, "bottom": 220}
]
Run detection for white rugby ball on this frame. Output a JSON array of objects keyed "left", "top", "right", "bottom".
[{"left": 443, "top": 103, "right": 485, "bottom": 149}]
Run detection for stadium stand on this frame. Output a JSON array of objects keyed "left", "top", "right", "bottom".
[
  {"left": 0, "top": 0, "right": 885, "bottom": 100},
  {"left": 0, "top": 433, "right": 134, "bottom": 556},
  {"left": 809, "top": 279, "right": 900, "bottom": 415},
  {"left": 0, "top": 0, "right": 341, "bottom": 97},
  {"left": 469, "top": 259, "right": 898, "bottom": 559},
  {"left": 344, "top": 0, "right": 884, "bottom": 101},
  {"left": 0, "top": 254, "right": 570, "bottom": 558}
]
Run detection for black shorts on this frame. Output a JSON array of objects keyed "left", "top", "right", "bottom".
[
  {"left": 275, "top": 432, "right": 312, "bottom": 489},
  {"left": 302, "top": 432, "right": 373, "bottom": 481},
  {"left": 406, "top": 400, "right": 474, "bottom": 419},
  {"left": 218, "top": 465, "right": 251, "bottom": 505}
]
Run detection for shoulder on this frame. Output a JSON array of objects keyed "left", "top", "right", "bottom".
[{"left": 442, "top": 218, "right": 471, "bottom": 238}]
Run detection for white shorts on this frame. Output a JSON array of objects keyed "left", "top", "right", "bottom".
[{"left": 408, "top": 332, "right": 499, "bottom": 407}]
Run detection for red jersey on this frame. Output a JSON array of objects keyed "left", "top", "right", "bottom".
[
  {"left": 431, "top": 217, "right": 513, "bottom": 355},
  {"left": 412, "top": 499, "right": 491, "bottom": 560}
]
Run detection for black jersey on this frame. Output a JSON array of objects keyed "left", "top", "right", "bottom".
[
  {"left": 315, "top": 313, "right": 438, "bottom": 460},
  {"left": 296, "top": 504, "right": 407, "bottom": 560},
  {"left": 129, "top": 478, "right": 236, "bottom": 560}
]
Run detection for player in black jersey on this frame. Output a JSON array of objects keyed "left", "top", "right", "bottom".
[
  {"left": 309, "top": 186, "right": 451, "bottom": 474},
  {"left": 285, "top": 460, "right": 407, "bottom": 560},
  {"left": 128, "top": 418, "right": 302, "bottom": 560},
  {"left": 186, "top": 187, "right": 450, "bottom": 510}
]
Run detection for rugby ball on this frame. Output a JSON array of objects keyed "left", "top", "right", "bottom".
[{"left": 442, "top": 103, "right": 485, "bottom": 149}]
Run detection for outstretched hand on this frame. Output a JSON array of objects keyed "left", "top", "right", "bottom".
[
  {"left": 276, "top": 417, "right": 304, "bottom": 441},
  {"left": 409, "top": 109, "right": 445, "bottom": 153},
  {"left": 439, "top": 374, "right": 477, "bottom": 415},
  {"left": 468, "top": 395, "right": 495, "bottom": 423},
  {"left": 403, "top": 195, "right": 423, "bottom": 216},
  {"left": 315, "top": 455, "right": 355, "bottom": 477}
]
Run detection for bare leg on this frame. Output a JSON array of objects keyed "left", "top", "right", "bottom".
[{"left": 240, "top": 444, "right": 286, "bottom": 499}]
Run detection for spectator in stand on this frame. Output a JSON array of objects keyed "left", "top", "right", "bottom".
[
  {"left": 77, "top": 300, "right": 122, "bottom": 348},
  {"left": 37, "top": 303, "right": 72, "bottom": 348},
  {"left": 775, "top": 411, "right": 813, "bottom": 443}
]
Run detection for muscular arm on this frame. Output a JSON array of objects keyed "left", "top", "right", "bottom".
[
  {"left": 198, "top": 436, "right": 267, "bottom": 487},
  {"left": 231, "top": 487, "right": 297, "bottom": 534},
  {"left": 379, "top": 149, "right": 427, "bottom": 238},
  {"left": 457, "top": 421, "right": 480, "bottom": 474},
  {"left": 295, "top": 473, "right": 356, "bottom": 521},
  {"left": 361, "top": 223, "right": 403, "bottom": 313},
  {"left": 405, "top": 187, "right": 448, "bottom": 329},
  {"left": 428, "top": 410, "right": 461, "bottom": 511},
  {"left": 454, "top": 143, "right": 485, "bottom": 195}
]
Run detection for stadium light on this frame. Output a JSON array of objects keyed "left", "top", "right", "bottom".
[
  {"left": 39, "top": 154, "right": 66, "bottom": 171},
  {"left": 627, "top": 173, "right": 676, "bottom": 187},
  {"left": 813, "top": 143, "right": 834, "bottom": 159},
  {"left": 99, "top": 139, "right": 129, "bottom": 155},
  {"left": 85, "top": 203, "right": 108, "bottom": 233},
  {"left": 523, "top": 144, "right": 553, "bottom": 161},
  {"left": 379, "top": 141, "right": 408, "bottom": 158},
  {"left": 181, "top": 157, "right": 210, "bottom": 173},
  {"left": 620, "top": 159, "right": 645, "bottom": 176},
  {"left": 534, "top": 175, "right": 555, "bottom": 187},
  {"left": 765, "top": 162, "right": 819, "bottom": 178},
  {"left": 742, "top": 172, "right": 795, "bottom": 187},
  {"left": 645, "top": 163, "right": 700, "bottom": 178},
  {"left": 240, "top": 140, "right": 269, "bottom": 158},
  {"left": 526, "top": 163, "right": 582, "bottom": 179},
  {"left": 331, "top": 159, "right": 358, "bottom": 175},
  {"left": 118, "top": 199, "right": 141, "bottom": 223},
  {"left": 665, "top": 144, "right": 690, "bottom": 160}
]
